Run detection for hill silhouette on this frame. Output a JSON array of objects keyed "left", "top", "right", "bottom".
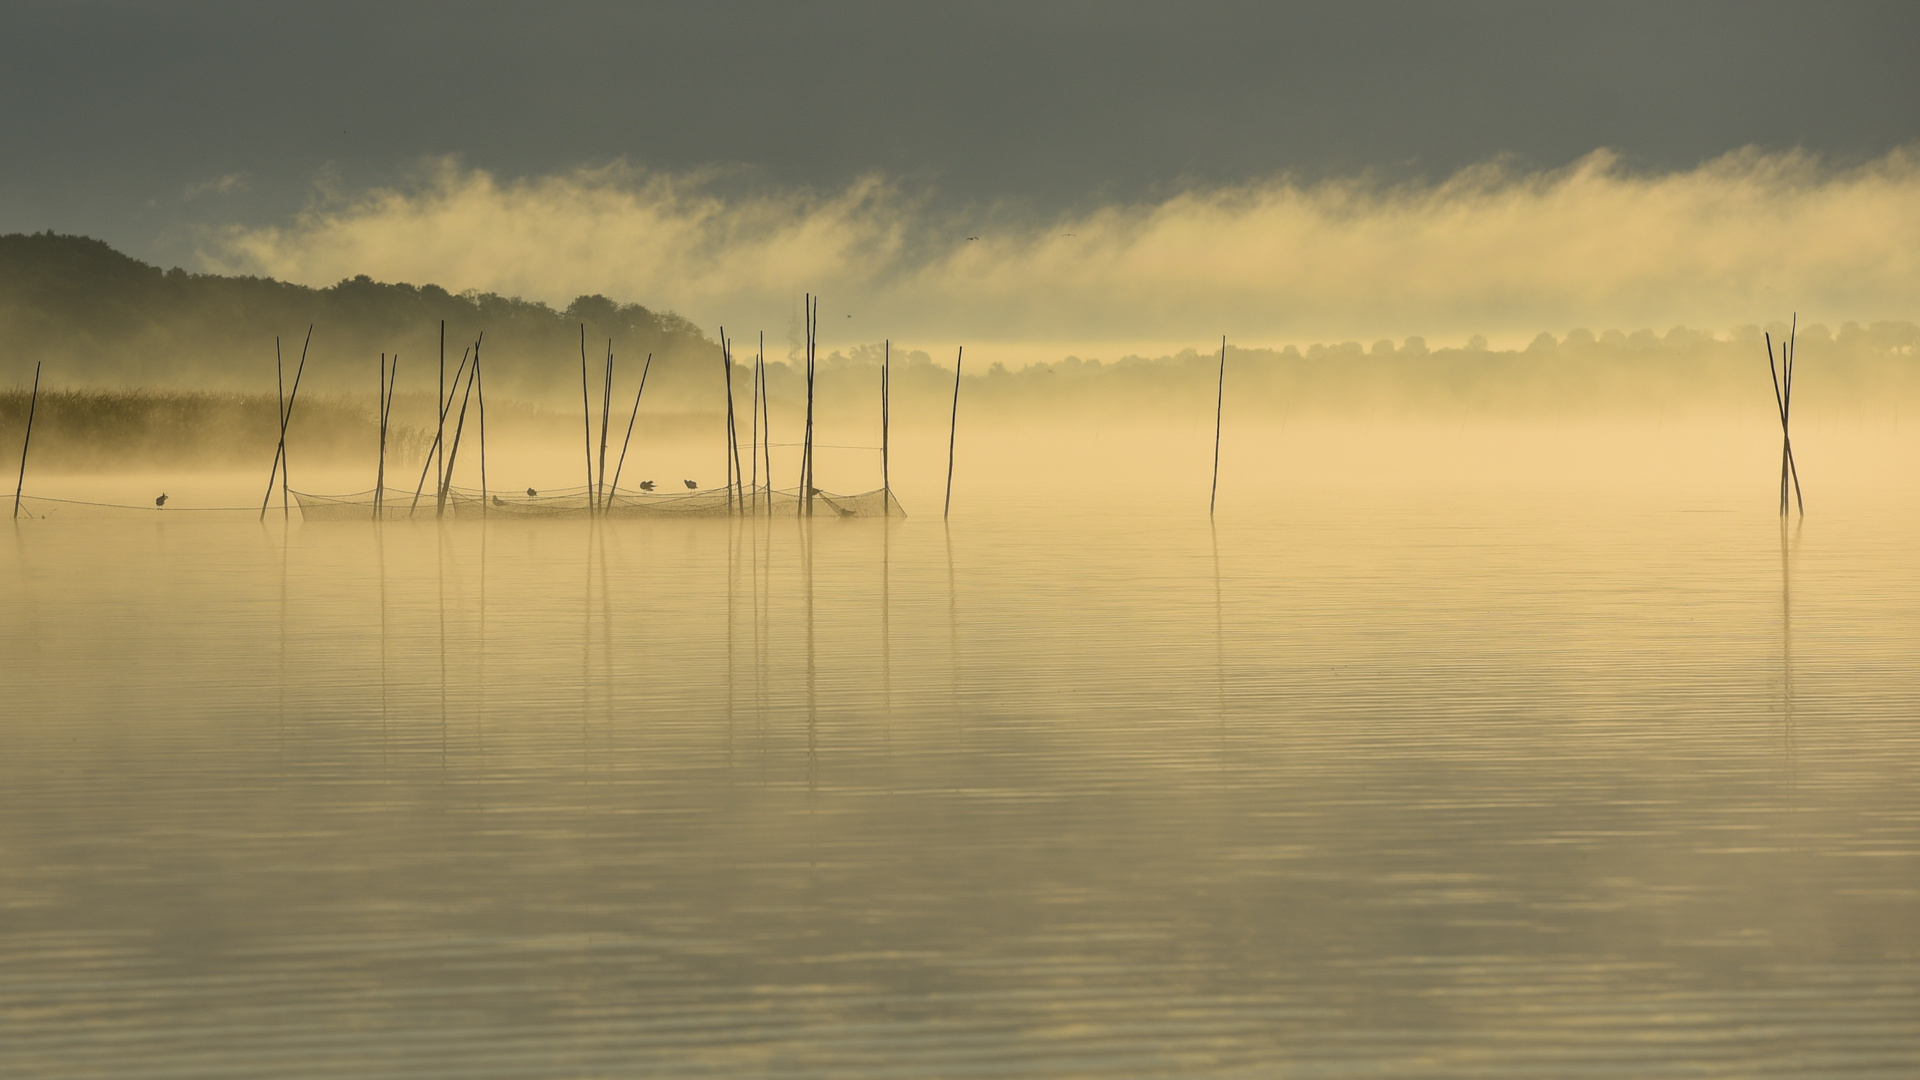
[{"left": 0, "top": 231, "right": 714, "bottom": 401}]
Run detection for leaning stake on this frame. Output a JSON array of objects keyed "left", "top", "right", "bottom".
[
  {"left": 1210, "top": 336, "right": 1226, "bottom": 516},
  {"left": 12, "top": 361, "right": 41, "bottom": 519},
  {"left": 609, "top": 353, "right": 653, "bottom": 498},
  {"left": 375, "top": 354, "right": 390, "bottom": 520},
  {"left": 260, "top": 326, "right": 312, "bottom": 521},
  {"left": 944, "top": 345, "right": 963, "bottom": 520}
]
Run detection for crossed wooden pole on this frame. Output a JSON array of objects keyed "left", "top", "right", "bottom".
[{"left": 1765, "top": 314, "right": 1804, "bottom": 518}]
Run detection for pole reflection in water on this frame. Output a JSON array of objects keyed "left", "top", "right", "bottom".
[{"left": 1781, "top": 516, "right": 1799, "bottom": 798}]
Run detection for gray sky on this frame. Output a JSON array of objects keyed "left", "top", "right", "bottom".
[{"left": 4, "top": 0, "right": 1916, "bottom": 270}]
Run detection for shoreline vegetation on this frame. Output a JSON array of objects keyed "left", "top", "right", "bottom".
[{"left": 4, "top": 233, "right": 1919, "bottom": 454}]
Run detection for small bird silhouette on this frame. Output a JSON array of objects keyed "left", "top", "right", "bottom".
[
  {"left": 683, "top": 479, "right": 698, "bottom": 490},
  {"left": 525, "top": 487, "right": 538, "bottom": 497},
  {"left": 492, "top": 495, "right": 505, "bottom": 506},
  {"left": 155, "top": 493, "right": 168, "bottom": 507},
  {"left": 966, "top": 236, "right": 978, "bottom": 241},
  {"left": 639, "top": 480, "right": 655, "bottom": 492}
]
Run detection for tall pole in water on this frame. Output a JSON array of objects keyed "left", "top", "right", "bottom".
[
  {"left": 1767, "top": 314, "right": 1805, "bottom": 517},
  {"left": 260, "top": 327, "right": 311, "bottom": 521},
  {"left": 749, "top": 337, "right": 760, "bottom": 513},
  {"left": 802, "top": 296, "right": 817, "bottom": 518},
  {"left": 722, "top": 329, "right": 743, "bottom": 514},
  {"left": 436, "top": 320, "right": 445, "bottom": 514},
  {"left": 475, "top": 336, "right": 487, "bottom": 515},
  {"left": 760, "top": 331, "right": 772, "bottom": 508},
  {"left": 375, "top": 354, "right": 388, "bottom": 520},
  {"left": 12, "top": 361, "right": 40, "bottom": 519},
  {"left": 579, "top": 324, "right": 596, "bottom": 515},
  {"left": 599, "top": 340, "right": 614, "bottom": 509},
  {"left": 282, "top": 326, "right": 311, "bottom": 520},
  {"left": 1210, "top": 336, "right": 1226, "bottom": 517},
  {"left": 944, "top": 346, "right": 962, "bottom": 520},
  {"left": 882, "top": 340, "right": 890, "bottom": 513}
]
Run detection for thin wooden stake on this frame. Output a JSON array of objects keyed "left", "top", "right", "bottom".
[
  {"left": 409, "top": 348, "right": 470, "bottom": 516},
  {"left": 722, "top": 330, "right": 744, "bottom": 514},
  {"left": 475, "top": 336, "right": 487, "bottom": 516},
  {"left": 1766, "top": 318, "right": 1805, "bottom": 518},
  {"left": 437, "top": 363, "right": 479, "bottom": 516},
  {"left": 580, "top": 324, "right": 596, "bottom": 515},
  {"left": 750, "top": 338, "right": 761, "bottom": 513},
  {"left": 944, "top": 345, "right": 962, "bottom": 520},
  {"left": 882, "top": 339, "right": 890, "bottom": 515},
  {"left": 260, "top": 326, "right": 312, "bottom": 520},
  {"left": 760, "top": 332, "right": 772, "bottom": 508},
  {"left": 436, "top": 320, "right": 445, "bottom": 511},
  {"left": 379, "top": 354, "right": 399, "bottom": 518},
  {"left": 803, "top": 297, "right": 817, "bottom": 517},
  {"left": 610, "top": 353, "right": 652, "bottom": 497},
  {"left": 599, "top": 340, "right": 614, "bottom": 512},
  {"left": 12, "top": 361, "right": 41, "bottom": 519},
  {"left": 1210, "top": 336, "right": 1226, "bottom": 516},
  {"left": 375, "top": 353, "right": 389, "bottom": 520}
]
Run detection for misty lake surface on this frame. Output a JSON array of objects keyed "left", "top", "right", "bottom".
[{"left": 3, "top": 478, "right": 1917, "bottom": 1078}]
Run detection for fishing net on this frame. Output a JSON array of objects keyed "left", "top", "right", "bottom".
[{"left": 294, "top": 485, "right": 905, "bottom": 521}]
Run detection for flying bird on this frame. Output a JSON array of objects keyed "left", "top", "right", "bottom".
[
  {"left": 683, "top": 479, "right": 698, "bottom": 490},
  {"left": 639, "top": 480, "right": 655, "bottom": 492},
  {"left": 155, "top": 493, "right": 168, "bottom": 507},
  {"left": 525, "top": 487, "right": 538, "bottom": 497},
  {"left": 966, "top": 236, "right": 978, "bottom": 241}
]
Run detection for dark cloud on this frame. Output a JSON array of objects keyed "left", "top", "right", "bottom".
[{"left": 2, "top": 1, "right": 1915, "bottom": 265}]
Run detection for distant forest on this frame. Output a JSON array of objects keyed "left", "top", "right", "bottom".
[
  {"left": 4, "top": 231, "right": 1918, "bottom": 420},
  {"left": 0, "top": 231, "right": 715, "bottom": 401}
]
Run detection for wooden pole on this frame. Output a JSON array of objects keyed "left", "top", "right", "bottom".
[
  {"left": 599, "top": 340, "right": 614, "bottom": 512},
  {"left": 761, "top": 332, "right": 772, "bottom": 507},
  {"left": 882, "top": 339, "right": 890, "bottom": 515},
  {"left": 378, "top": 354, "right": 398, "bottom": 519},
  {"left": 580, "top": 324, "right": 596, "bottom": 515},
  {"left": 803, "top": 297, "right": 817, "bottom": 517},
  {"left": 609, "top": 353, "right": 652, "bottom": 498},
  {"left": 375, "top": 354, "right": 389, "bottom": 520},
  {"left": 749, "top": 338, "right": 761, "bottom": 513},
  {"left": 408, "top": 349, "right": 469, "bottom": 516},
  {"left": 944, "top": 345, "right": 962, "bottom": 520},
  {"left": 436, "top": 320, "right": 445, "bottom": 512},
  {"left": 475, "top": 336, "right": 487, "bottom": 516},
  {"left": 282, "top": 326, "right": 311, "bottom": 520},
  {"left": 274, "top": 336, "right": 284, "bottom": 499},
  {"left": 722, "top": 330, "right": 744, "bottom": 514},
  {"left": 260, "top": 326, "right": 312, "bottom": 520},
  {"left": 12, "top": 361, "right": 40, "bottom": 519},
  {"left": 1786, "top": 315, "right": 1804, "bottom": 514},
  {"left": 437, "top": 363, "right": 479, "bottom": 515},
  {"left": 1210, "top": 335, "right": 1226, "bottom": 516},
  {"left": 1766, "top": 318, "right": 1805, "bottom": 518}
]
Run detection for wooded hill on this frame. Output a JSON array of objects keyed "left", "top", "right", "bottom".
[{"left": 0, "top": 231, "right": 714, "bottom": 401}]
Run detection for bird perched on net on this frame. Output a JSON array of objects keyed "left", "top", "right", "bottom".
[
  {"left": 683, "top": 479, "right": 698, "bottom": 490},
  {"left": 639, "top": 480, "right": 655, "bottom": 492},
  {"left": 492, "top": 495, "right": 506, "bottom": 507},
  {"left": 155, "top": 493, "right": 168, "bottom": 507},
  {"left": 525, "top": 487, "right": 538, "bottom": 497}
]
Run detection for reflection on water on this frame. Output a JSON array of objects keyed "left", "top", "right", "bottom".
[{"left": 2, "top": 494, "right": 1918, "bottom": 1078}]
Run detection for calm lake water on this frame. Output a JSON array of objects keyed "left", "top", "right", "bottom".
[{"left": 3, "top": 453, "right": 1917, "bottom": 1077}]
